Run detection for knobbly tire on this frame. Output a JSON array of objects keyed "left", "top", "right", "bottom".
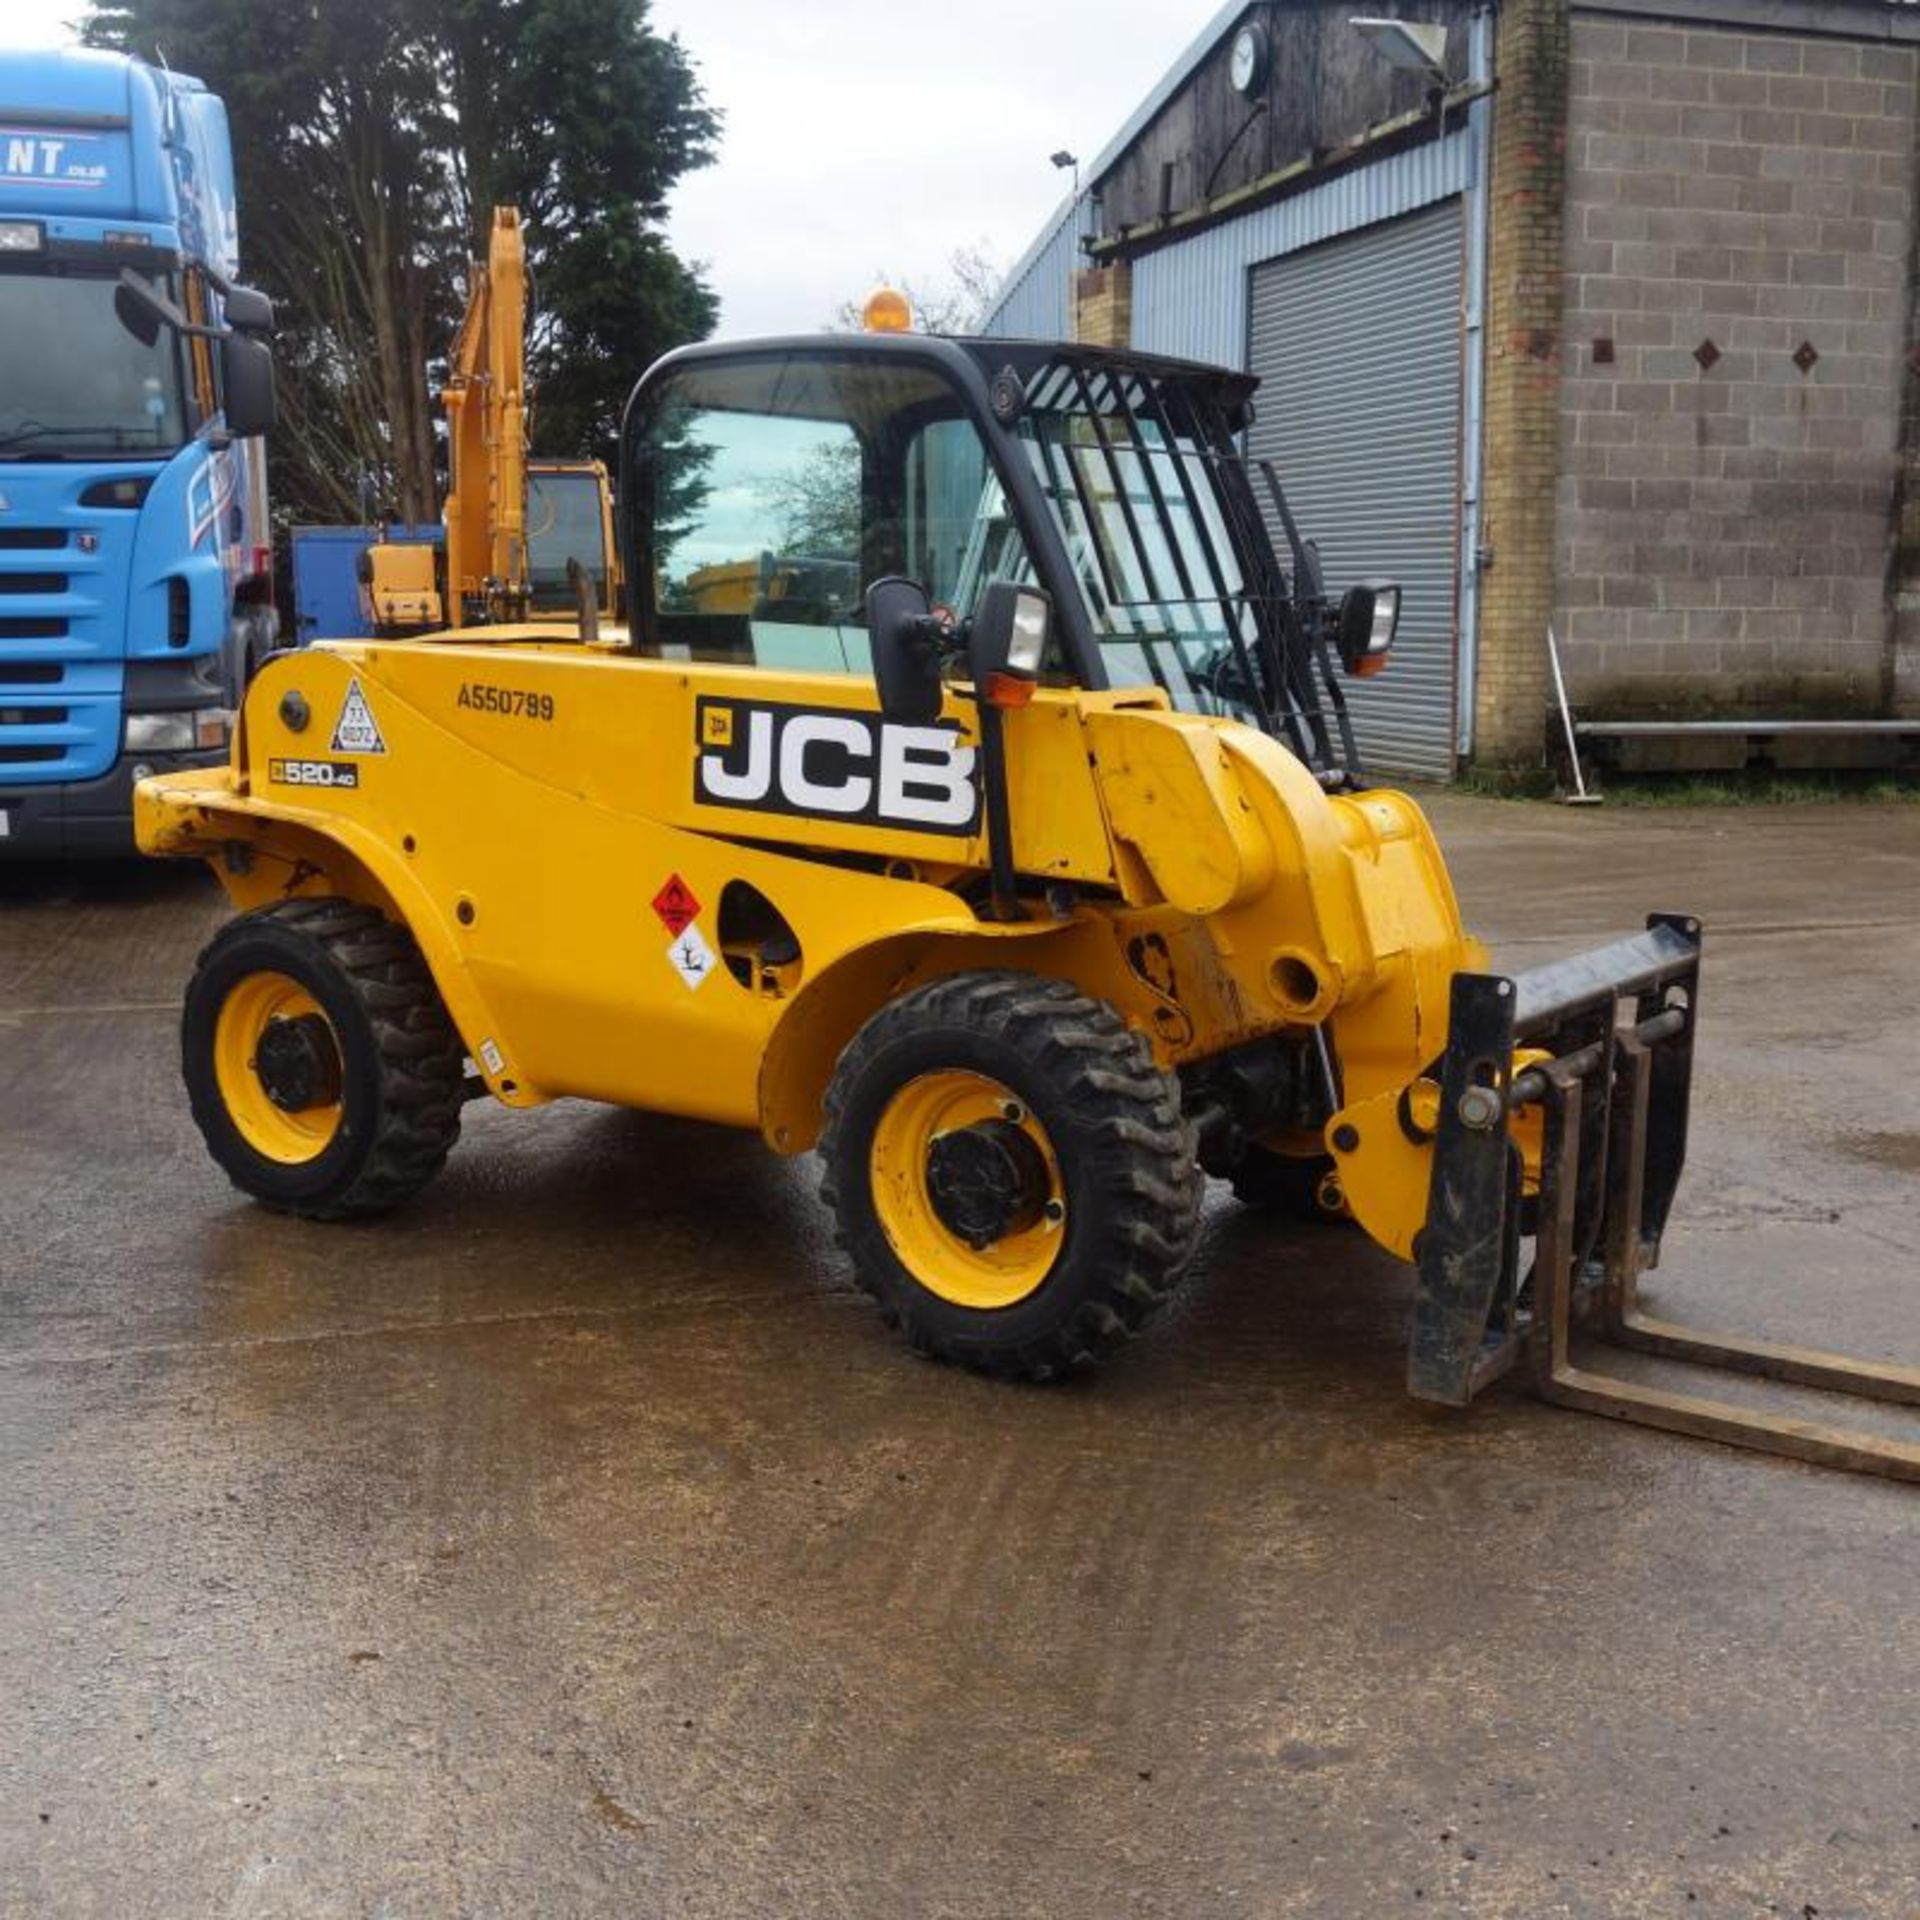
[
  {"left": 1230, "top": 1146, "right": 1343, "bottom": 1223},
  {"left": 181, "top": 898, "right": 465, "bottom": 1218},
  {"left": 820, "top": 971, "right": 1205, "bottom": 1380}
]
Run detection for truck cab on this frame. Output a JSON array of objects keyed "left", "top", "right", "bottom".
[{"left": 0, "top": 47, "right": 274, "bottom": 856}]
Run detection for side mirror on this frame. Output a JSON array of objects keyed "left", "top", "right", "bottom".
[
  {"left": 1335, "top": 581, "right": 1399, "bottom": 678},
  {"left": 220, "top": 332, "right": 277, "bottom": 437},
  {"left": 966, "top": 580, "right": 1052, "bottom": 707},
  {"left": 866, "top": 575, "right": 946, "bottom": 726},
  {"left": 222, "top": 283, "right": 275, "bottom": 335}
]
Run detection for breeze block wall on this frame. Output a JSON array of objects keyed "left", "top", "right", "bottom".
[{"left": 1555, "top": 13, "right": 1918, "bottom": 715}]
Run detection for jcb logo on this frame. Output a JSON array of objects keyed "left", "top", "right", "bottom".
[{"left": 694, "top": 697, "right": 979, "bottom": 836}]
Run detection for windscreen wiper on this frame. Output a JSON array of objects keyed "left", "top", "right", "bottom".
[{"left": 0, "top": 423, "right": 165, "bottom": 455}]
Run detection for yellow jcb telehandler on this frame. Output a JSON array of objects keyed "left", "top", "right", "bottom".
[{"left": 137, "top": 317, "right": 1919, "bottom": 1480}]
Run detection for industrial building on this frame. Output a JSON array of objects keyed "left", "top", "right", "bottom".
[{"left": 984, "top": 0, "right": 1920, "bottom": 778}]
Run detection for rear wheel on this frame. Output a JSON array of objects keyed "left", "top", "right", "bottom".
[
  {"left": 820, "top": 972, "right": 1205, "bottom": 1379},
  {"left": 182, "top": 899, "right": 465, "bottom": 1218}
]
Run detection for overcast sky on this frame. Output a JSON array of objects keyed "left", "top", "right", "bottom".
[{"left": 7, "top": 0, "right": 1210, "bottom": 335}]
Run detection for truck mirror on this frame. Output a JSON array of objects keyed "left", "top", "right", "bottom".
[
  {"left": 221, "top": 333, "right": 278, "bottom": 438},
  {"left": 865, "top": 575, "right": 946, "bottom": 726},
  {"left": 222, "top": 283, "right": 275, "bottom": 335}
]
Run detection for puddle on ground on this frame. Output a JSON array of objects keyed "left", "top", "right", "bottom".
[{"left": 1847, "top": 1131, "right": 1920, "bottom": 1173}]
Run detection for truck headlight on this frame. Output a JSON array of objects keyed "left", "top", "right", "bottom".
[{"left": 125, "top": 708, "right": 232, "bottom": 752}]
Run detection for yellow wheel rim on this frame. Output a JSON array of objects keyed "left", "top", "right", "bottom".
[
  {"left": 212, "top": 970, "right": 345, "bottom": 1165},
  {"left": 869, "top": 1069, "right": 1066, "bottom": 1310}
]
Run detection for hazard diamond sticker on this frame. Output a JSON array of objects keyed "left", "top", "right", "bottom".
[
  {"left": 651, "top": 873, "right": 701, "bottom": 937},
  {"left": 330, "top": 677, "right": 388, "bottom": 755},
  {"left": 666, "top": 923, "right": 717, "bottom": 991}
]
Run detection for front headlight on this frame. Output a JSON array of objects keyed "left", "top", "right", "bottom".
[
  {"left": 125, "top": 708, "right": 232, "bottom": 752},
  {"left": 1335, "top": 581, "right": 1400, "bottom": 678},
  {"left": 1005, "top": 589, "right": 1051, "bottom": 676}
]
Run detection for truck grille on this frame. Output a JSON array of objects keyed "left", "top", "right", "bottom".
[{"left": 0, "top": 507, "right": 133, "bottom": 782}]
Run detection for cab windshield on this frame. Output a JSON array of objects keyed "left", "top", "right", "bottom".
[
  {"left": 0, "top": 266, "right": 188, "bottom": 457},
  {"left": 631, "top": 351, "right": 1036, "bottom": 677}
]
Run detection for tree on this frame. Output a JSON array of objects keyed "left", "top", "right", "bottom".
[
  {"left": 87, "top": 0, "right": 718, "bottom": 527},
  {"left": 768, "top": 439, "right": 862, "bottom": 559}
]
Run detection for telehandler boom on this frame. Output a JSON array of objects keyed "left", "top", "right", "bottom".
[{"left": 139, "top": 320, "right": 1919, "bottom": 1481}]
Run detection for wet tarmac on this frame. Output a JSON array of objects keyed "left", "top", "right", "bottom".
[{"left": 1, "top": 795, "right": 1916, "bottom": 1918}]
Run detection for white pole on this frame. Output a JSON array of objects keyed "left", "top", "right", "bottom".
[{"left": 1547, "top": 622, "right": 1597, "bottom": 804}]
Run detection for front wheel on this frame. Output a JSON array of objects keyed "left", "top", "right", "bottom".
[
  {"left": 820, "top": 972, "right": 1205, "bottom": 1380},
  {"left": 181, "top": 899, "right": 465, "bottom": 1218}
]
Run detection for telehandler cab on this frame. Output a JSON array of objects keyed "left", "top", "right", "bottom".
[{"left": 138, "top": 323, "right": 1919, "bottom": 1480}]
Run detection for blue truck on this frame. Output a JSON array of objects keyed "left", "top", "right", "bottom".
[{"left": 0, "top": 46, "right": 276, "bottom": 856}]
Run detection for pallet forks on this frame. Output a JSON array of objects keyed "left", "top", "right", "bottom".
[{"left": 1412, "top": 916, "right": 1920, "bottom": 1482}]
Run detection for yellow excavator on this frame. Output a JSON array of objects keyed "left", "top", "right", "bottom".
[
  {"left": 139, "top": 299, "right": 1918, "bottom": 1483},
  {"left": 360, "top": 206, "right": 619, "bottom": 635}
]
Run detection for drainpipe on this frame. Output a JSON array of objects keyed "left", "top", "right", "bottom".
[{"left": 1455, "top": 3, "right": 1496, "bottom": 762}]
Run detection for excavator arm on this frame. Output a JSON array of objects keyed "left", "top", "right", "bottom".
[
  {"left": 441, "top": 205, "right": 528, "bottom": 628},
  {"left": 362, "top": 207, "right": 539, "bottom": 634}
]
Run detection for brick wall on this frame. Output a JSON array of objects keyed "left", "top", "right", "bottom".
[
  {"left": 1073, "top": 263, "right": 1133, "bottom": 348},
  {"left": 1556, "top": 15, "right": 1917, "bottom": 714},
  {"left": 1474, "top": 0, "right": 1570, "bottom": 765}
]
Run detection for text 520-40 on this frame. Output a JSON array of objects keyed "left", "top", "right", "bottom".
[{"left": 457, "top": 683, "right": 555, "bottom": 721}]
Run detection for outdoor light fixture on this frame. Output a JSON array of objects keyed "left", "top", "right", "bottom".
[
  {"left": 1049, "top": 150, "right": 1077, "bottom": 171},
  {"left": 1348, "top": 16, "right": 1448, "bottom": 88}
]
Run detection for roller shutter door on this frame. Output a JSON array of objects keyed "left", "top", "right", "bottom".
[{"left": 1246, "top": 201, "right": 1463, "bottom": 780}]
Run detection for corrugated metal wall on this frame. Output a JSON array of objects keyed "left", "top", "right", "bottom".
[
  {"left": 1131, "top": 131, "right": 1472, "bottom": 368},
  {"left": 980, "top": 194, "right": 1094, "bottom": 341},
  {"left": 1246, "top": 202, "right": 1464, "bottom": 780}
]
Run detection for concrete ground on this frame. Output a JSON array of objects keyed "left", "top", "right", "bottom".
[{"left": 1, "top": 794, "right": 1916, "bottom": 1920}]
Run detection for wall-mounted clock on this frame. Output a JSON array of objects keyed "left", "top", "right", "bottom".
[{"left": 1229, "top": 21, "right": 1270, "bottom": 96}]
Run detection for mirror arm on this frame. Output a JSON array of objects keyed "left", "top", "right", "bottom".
[
  {"left": 117, "top": 268, "right": 230, "bottom": 342},
  {"left": 969, "top": 691, "right": 1023, "bottom": 924}
]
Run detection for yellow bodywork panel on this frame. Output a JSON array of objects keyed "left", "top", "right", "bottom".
[{"left": 137, "top": 635, "right": 1491, "bottom": 1173}]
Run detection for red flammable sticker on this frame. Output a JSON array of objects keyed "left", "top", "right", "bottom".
[{"left": 651, "top": 874, "right": 702, "bottom": 937}]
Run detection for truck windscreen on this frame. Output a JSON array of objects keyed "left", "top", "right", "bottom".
[{"left": 0, "top": 268, "right": 188, "bottom": 457}]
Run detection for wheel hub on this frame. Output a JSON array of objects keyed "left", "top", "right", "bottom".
[
  {"left": 925, "top": 1119, "right": 1051, "bottom": 1250},
  {"left": 253, "top": 1012, "right": 342, "bottom": 1112}
]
